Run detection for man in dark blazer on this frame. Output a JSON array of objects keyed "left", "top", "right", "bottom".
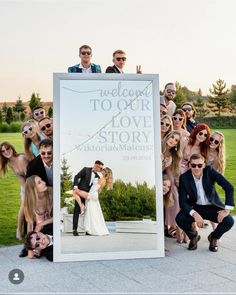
[
  {"left": 176, "top": 153, "right": 234, "bottom": 252},
  {"left": 68, "top": 45, "right": 101, "bottom": 73},
  {"left": 72, "top": 160, "right": 104, "bottom": 236},
  {"left": 26, "top": 138, "right": 53, "bottom": 186},
  {"left": 25, "top": 223, "right": 53, "bottom": 262},
  {"left": 106, "top": 50, "right": 126, "bottom": 73}
]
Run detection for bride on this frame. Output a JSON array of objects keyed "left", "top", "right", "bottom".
[{"left": 73, "top": 167, "right": 113, "bottom": 236}]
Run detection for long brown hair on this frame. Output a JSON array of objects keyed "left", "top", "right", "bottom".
[
  {"left": 162, "top": 174, "right": 173, "bottom": 209},
  {"left": 103, "top": 167, "right": 113, "bottom": 190},
  {"left": 0, "top": 142, "right": 18, "bottom": 176},
  {"left": 24, "top": 175, "right": 52, "bottom": 224},
  {"left": 162, "top": 131, "right": 183, "bottom": 176},
  {"left": 172, "top": 109, "right": 187, "bottom": 130}
]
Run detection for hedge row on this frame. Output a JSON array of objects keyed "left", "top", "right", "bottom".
[
  {"left": 196, "top": 116, "right": 236, "bottom": 129},
  {"left": 0, "top": 122, "right": 22, "bottom": 132}
]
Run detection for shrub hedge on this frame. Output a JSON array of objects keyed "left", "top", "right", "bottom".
[{"left": 196, "top": 116, "right": 236, "bottom": 129}]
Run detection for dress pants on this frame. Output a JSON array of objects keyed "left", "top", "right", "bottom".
[{"left": 176, "top": 204, "right": 234, "bottom": 239}]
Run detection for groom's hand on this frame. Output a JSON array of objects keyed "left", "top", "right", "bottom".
[{"left": 192, "top": 212, "right": 204, "bottom": 228}]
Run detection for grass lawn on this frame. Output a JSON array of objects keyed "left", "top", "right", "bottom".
[{"left": 0, "top": 130, "right": 236, "bottom": 246}]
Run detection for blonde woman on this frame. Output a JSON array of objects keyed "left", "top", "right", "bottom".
[
  {"left": 207, "top": 131, "right": 225, "bottom": 174},
  {"left": 21, "top": 120, "right": 45, "bottom": 160},
  {"left": 74, "top": 167, "right": 113, "bottom": 235},
  {"left": 0, "top": 142, "right": 28, "bottom": 240},
  {"left": 161, "top": 115, "right": 173, "bottom": 140},
  {"left": 172, "top": 109, "right": 190, "bottom": 144},
  {"left": 24, "top": 175, "right": 53, "bottom": 233}
]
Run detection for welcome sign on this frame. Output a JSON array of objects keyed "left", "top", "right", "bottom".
[{"left": 53, "top": 74, "right": 164, "bottom": 262}]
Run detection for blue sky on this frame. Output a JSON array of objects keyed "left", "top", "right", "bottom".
[{"left": 0, "top": 0, "right": 236, "bottom": 102}]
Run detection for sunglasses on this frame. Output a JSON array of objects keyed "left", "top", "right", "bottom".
[
  {"left": 190, "top": 163, "right": 204, "bottom": 168},
  {"left": 0, "top": 146, "right": 10, "bottom": 154},
  {"left": 33, "top": 233, "right": 41, "bottom": 249},
  {"left": 210, "top": 137, "right": 219, "bottom": 145},
  {"left": 161, "top": 110, "right": 167, "bottom": 115},
  {"left": 116, "top": 57, "right": 126, "bottom": 61},
  {"left": 22, "top": 126, "right": 33, "bottom": 135},
  {"left": 166, "top": 89, "right": 176, "bottom": 94},
  {"left": 182, "top": 108, "right": 192, "bottom": 112},
  {"left": 80, "top": 51, "right": 91, "bottom": 55},
  {"left": 41, "top": 123, "right": 51, "bottom": 131},
  {"left": 173, "top": 117, "right": 183, "bottom": 121},
  {"left": 198, "top": 131, "right": 208, "bottom": 138},
  {"left": 40, "top": 151, "right": 52, "bottom": 156},
  {"left": 34, "top": 110, "right": 44, "bottom": 116},
  {"left": 161, "top": 121, "right": 170, "bottom": 127}
]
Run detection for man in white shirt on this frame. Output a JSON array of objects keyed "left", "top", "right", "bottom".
[
  {"left": 176, "top": 154, "right": 234, "bottom": 252},
  {"left": 68, "top": 45, "right": 101, "bottom": 73},
  {"left": 160, "top": 83, "right": 177, "bottom": 116}
]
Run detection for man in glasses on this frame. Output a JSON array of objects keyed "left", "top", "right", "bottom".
[
  {"left": 160, "top": 82, "right": 177, "bottom": 116},
  {"left": 181, "top": 102, "right": 197, "bottom": 133},
  {"left": 176, "top": 154, "right": 234, "bottom": 252},
  {"left": 105, "top": 49, "right": 142, "bottom": 74},
  {"left": 39, "top": 117, "right": 53, "bottom": 140},
  {"left": 72, "top": 160, "right": 104, "bottom": 236},
  {"left": 25, "top": 223, "right": 53, "bottom": 261},
  {"left": 26, "top": 139, "right": 53, "bottom": 187},
  {"left": 68, "top": 45, "right": 101, "bottom": 73},
  {"left": 32, "top": 106, "right": 46, "bottom": 122}
]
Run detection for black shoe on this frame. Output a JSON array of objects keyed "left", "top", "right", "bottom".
[
  {"left": 208, "top": 233, "right": 218, "bottom": 252},
  {"left": 85, "top": 232, "right": 91, "bottom": 235},
  {"left": 19, "top": 247, "right": 28, "bottom": 258},
  {"left": 73, "top": 230, "right": 79, "bottom": 236},
  {"left": 188, "top": 233, "right": 201, "bottom": 250}
]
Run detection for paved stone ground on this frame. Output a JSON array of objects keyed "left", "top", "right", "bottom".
[{"left": 1, "top": 218, "right": 236, "bottom": 294}]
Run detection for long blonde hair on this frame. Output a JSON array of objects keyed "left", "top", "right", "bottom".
[
  {"left": 208, "top": 131, "right": 225, "bottom": 174},
  {"left": 162, "top": 174, "right": 173, "bottom": 209},
  {"left": 162, "top": 130, "right": 183, "bottom": 176},
  {"left": 24, "top": 175, "right": 52, "bottom": 223},
  {"left": 103, "top": 167, "right": 113, "bottom": 190},
  {"left": 21, "top": 120, "right": 41, "bottom": 161}
]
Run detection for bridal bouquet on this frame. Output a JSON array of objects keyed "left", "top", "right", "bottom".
[{"left": 64, "top": 196, "right": 75, "bottom": 214}]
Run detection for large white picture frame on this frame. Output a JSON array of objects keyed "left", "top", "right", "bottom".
[{"left": 53, "top": 73, "right": 164, "bottom": 262}]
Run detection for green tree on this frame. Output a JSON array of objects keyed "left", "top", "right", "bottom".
[
  {"left": 174, "top": 82, "right": 187, "bottom": 107},
  {"left": 48, "top": 106, "right": 53, "bottom": 118},
  {"left": 13, "top": 97, "right": 25, "bottom": 121},
  {"left": 0, "top": 110, "right": 3, "bottom": 123},
  {"left": 1, "top": 102, "right": 8, "bottom": 119},
  {"left": 6, "top": 107, "right": 14, "bottom": 124},
  {"left": 20, "top": 111, "right": 26, "bottom": 121},
  {"left": 228, "top": 84, "right": 236, "bottom": 113},
  {"left": 29, "top": 92, "right": 42, "bottom": 112},
  {"left": 208, "top": 79, "right": 230, "bottom": 116},
  {"left": 61, "top": 157, "right": 73, "bottom": 207},
  {"left": 193, "top": 97, "right": 209, "bottom": 118}
]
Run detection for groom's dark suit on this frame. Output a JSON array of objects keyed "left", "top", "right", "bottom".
[
  {"left": 105, "top": 65, "right": 121, "bottom": 73},
  {"left": 176, "top": 165, "right": 234, "bottom": 240},
  {"left": 73, "top": 167, "right": 99, "bottom": 231}
]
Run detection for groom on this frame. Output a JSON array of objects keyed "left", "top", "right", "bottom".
[{"left": 72, "top": 160, "right": 104, "bottom": 236}]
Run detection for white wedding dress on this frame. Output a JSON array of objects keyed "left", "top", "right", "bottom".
[{"left": 83, "top": 177, "right": 109, "bottom": 236}]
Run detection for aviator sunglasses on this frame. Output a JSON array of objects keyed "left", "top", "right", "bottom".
[
  {"left": 80, "top": 51, "right": 91, "bottom": 55},
  {"left": 161, "top": 121, "right": 170, "bottom": 127},
  {"left": 166, "top": 89, "right": 176, "bottom": 94},
  {"left": 116, "top": 57, "right": 126, "bottom": 61},
  {"left": 41, "top": 123, "right": 51, "bottom": 132}
]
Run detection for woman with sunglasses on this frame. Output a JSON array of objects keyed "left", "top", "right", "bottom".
[
  {"left": 207, "top": 131, "right": 225, "bottom": 174},
  {"left": 161, "top": 115, "right": 173, "bottom": 140},
  {"left": 21, "top": 120, "right": 45, "bottom": 160},
  {"left": 73, "top": 167, "right": 113, "bottom": 235},
  {"left": 0, "top": 142, "right": 28, "bottom": 240},
  {"left": 162, "top": 131, "right": 183, "bottom": 239},
  {"left": 172, "top": 109, "right": 190, "bottom": 144},
  {"left": 24, "top": 175, "right": 53, "bottom": 257},
  {"left": 181, "top": 123, "right": 210, "bottom": 174}
]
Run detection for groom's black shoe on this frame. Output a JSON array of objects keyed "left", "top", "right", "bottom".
[
  {"left": 85, "top": 232, "right": 91, "bottom": 236},
  {"left": 73, "top": 230, "right": 79, "bottom": 236},
  {"left": 188, "top": 233, "right": 201, "bottom": 250},
  {"left": 19, "top": 247, "right": 28, "bottom": 258}
]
